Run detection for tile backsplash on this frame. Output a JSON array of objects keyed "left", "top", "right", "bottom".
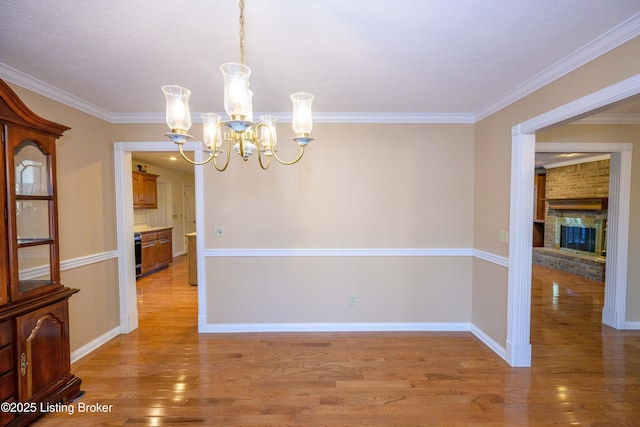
[{"left": 134, "top": 209, "right": 167, "bottom": 228}]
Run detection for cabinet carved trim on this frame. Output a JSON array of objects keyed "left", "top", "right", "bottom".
[{"left": 0, "top": 81, "right": 69, "bottom": 137}]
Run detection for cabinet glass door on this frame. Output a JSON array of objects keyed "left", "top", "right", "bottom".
[
  {"left": 15, "top": 144, "right": 49, "bottom": 196},
  {"left": 14, "top": 141, "right": 56, "bottom": 294}
]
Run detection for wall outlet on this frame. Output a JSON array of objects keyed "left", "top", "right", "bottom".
[
  {"left": 499, "top": 230, "right": 509, "bottom": 243},
  {"left": 349, "top": 294, "right": 356, "bottom": 305},
  {"left": 214, "top": 226, "right": 224, "bottom": 236}
]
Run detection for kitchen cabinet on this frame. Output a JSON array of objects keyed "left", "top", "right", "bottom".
[
  {"left": 0, "top": 79, "right": 83, "bottom": 426},
  {"left": 132, "top": 171, "right": 158, "bottom": 209},
  {"left": 139, "top": 228, "right": 173, "bottom": 276}
]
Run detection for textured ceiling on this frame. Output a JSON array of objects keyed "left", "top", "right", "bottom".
[{"left": 1, "top": 0, "right": 639, "bottom": 123}]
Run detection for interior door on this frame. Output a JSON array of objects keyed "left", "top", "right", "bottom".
[{"left": 184, "top": 184, "right": 196, "bottom": 234}]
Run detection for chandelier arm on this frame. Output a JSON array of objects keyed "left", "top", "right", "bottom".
[
  {"left": 177, "top": 143, "right": 216, "bottom": 166},
  {"left": 257, "top": 149, "right": 271, "bottom": 170},
  {"left": 271, "top": 144, "right": 306, "bottom": 166},
  {"left": 212, "top": 137, "right": 232, "bottom": 172},
  {"left": 255, "top": 122, "right": 274, "bottom": 170}
]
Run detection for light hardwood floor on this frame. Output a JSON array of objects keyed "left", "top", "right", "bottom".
[{"left": 32, "top": 256, "right": 640, "bottom": 426}]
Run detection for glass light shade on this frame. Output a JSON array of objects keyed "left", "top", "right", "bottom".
[
  {"left": 220, "top": 63, "right": 252, "bottom": 119},
  {"left": 201, "top": 113, "right": 222, "bottom": 150},
  {"left": 290, "top": 92, "right": 314, "bottom": 135},
  {"left": 162, "top": 85, "right": 192, "bottom": 132},
  {"left": 259, "top": 115, "right": 278, "bottom": 152}
]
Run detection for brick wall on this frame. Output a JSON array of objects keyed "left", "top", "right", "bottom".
[{"left": 543, "top": 159, "right": 609, "bottom": 248}]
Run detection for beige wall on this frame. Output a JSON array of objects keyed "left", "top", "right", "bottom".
[
  {"left": 204, "top": 123, "right": 475, "bottom": 249},
  {"left": 206, "top": 257, "right": 472, "bottom": 324},
  {"left": 473, "top": 36, "right": 640, "bottom": 347},
  {"left": 8, "top": 83, "right": 120, "bottom": 352},
  {"left": 202, "top": 122, "right": 476, "bottom": 326}
]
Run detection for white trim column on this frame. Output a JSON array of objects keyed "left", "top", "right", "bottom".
[
  {"left": 506, "top": 131, "right": 535, "bottom": 367},
  {"left": 603, "top": 151, "right": 632, "bottom": 328},
  {"left": 113, "top": 143, "right": 138, "bottom": 333}
]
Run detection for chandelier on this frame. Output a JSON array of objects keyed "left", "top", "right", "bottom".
[{"left": 162, "top": 0, "right": 314, "bottom": 170}]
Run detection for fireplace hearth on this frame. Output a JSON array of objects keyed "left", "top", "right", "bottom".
[{"left": 533, "top": 215, "right": 607, "bottom": 282}]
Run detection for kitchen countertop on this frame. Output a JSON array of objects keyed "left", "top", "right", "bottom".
[{"left": 134, "top": 226, "right": 173, "bottom": 233}]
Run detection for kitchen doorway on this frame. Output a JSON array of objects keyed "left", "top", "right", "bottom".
[{"left": 114, "top": 141, "right": 206, "bottom": 334}]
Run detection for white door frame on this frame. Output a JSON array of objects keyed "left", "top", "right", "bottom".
[
  {"left": 113, "top": 141, "right": 205, "bottom": 333},
  {"left": 507, "top": 74, "right": 639, "bottom": 367}
]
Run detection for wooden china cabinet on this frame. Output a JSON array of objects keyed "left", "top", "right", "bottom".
[{"left": 0, "top": 79, "right": 83, "bottom": 426}]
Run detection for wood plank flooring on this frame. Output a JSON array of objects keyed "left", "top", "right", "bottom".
[{"left": 32, "top": 257, "right": 640, "bottom": 426}]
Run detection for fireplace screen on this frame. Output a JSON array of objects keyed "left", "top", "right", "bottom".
[
  {"left": 555, "top": 217, "right": 606, "bottom": 257},
  {"left": 560, "top": 226, "right": 597, "bottom": 253}
]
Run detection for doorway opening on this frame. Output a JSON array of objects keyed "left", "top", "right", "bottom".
[
  {"left": 114, "top": 141, "right": 205, "bottom": 334},
  {"left": 506, "top": 74, "right": 639, "bottom": 367}
]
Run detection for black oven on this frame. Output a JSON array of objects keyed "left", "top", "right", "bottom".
[{"left": 134, "top": 232, "right": 142, "bottom": 278}]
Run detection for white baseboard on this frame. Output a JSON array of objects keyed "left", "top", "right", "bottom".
[
  {"left": 625, "top": 321, "right": 640, "bottom": 330},
  {"left": 199, "top": 322, "right": 471, "bottom": 334},
  {"left": 70, "top": 326, "right": 120, "bottom": 364},
  {"left": 470, "top": 323, "right": 507, "bottom": 361}
]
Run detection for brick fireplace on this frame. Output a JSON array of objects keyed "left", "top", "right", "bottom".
[{"left": 532, "top": 159, "right": 609, "bottom": 282}]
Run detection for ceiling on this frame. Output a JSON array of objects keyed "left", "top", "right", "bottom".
[{"left": 1, "top": 0, "right": 639, "bottom": 122}]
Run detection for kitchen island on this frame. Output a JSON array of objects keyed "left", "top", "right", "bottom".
[{"left": 186, "top": 232, "right": 197, "bottom": 285}]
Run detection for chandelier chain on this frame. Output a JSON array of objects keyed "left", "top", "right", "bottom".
[{"left": 239, "top": 0, "right": 246, "bottom": 64}]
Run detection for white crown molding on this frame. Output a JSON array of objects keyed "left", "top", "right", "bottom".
[
  {"left": 514, "top": 75, "right": 640, "bottom": 135},
  {"left": 0, "top": 62, "right": 113, "bottom": 122},
  {"left": 111, "top": 113, "right": 167, "bottom": 124},
  {"left": 309, "top": 112, "right": 476, "bottom": 124},
  {"left": 111, "top": 111, "right": 476, "bottom": 125},
  {"left": 475, "top": 13, "right": 640, "bottom": 121},
  {"left": 536, "top": 142, "right": 633, "bottom": 153},
  {"left": 572, "top": 113, "right": 640, "bottom": 125}
]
